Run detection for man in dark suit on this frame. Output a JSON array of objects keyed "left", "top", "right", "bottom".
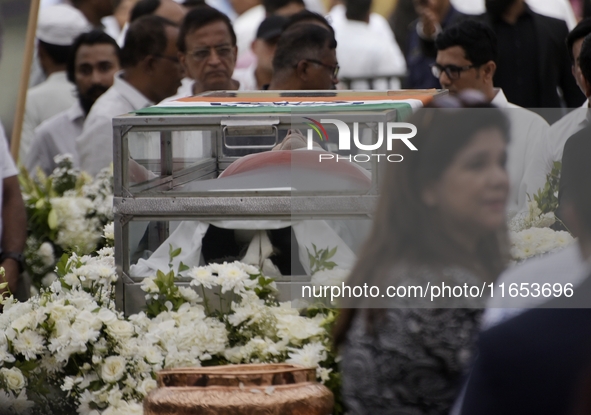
[
  {"left": 457, "top": 46, "right": 591, "bottom": 411},
  {"left": 558, "top": 33, "right": 591, "bottom": 233},
  {"left": 481, "top": 0, "right": 585, "bottom": 115},
  {"left": 405, "top": 0, "right": 470, "bottom": 89}
]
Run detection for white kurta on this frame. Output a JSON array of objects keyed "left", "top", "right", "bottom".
[
  {"left": 491, "top": 89, "right": 550, "bottom": 218},
  {"left": 25, "top": 102, "right": 85, "bottom": 175},
  {"left": 482, "top": 243, "right": 589, "bottom": 330},
  {"left": 21, "top": 71, "right": 77, "bottom": 162},
  {"left": 539, "top": 100, "right": 588, "bottom": 172},
  {"left": 328, "top": 7, "right": 406, "bottom": 90},
  {"left": 76, "top": 72, "right": 153, "bottom": 176}
]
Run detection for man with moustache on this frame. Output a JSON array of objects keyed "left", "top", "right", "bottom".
[
  {"left": 482, "top": 0, "right": 584, "bottom": 112},
  {"left": 76, "top": 16, "right": 183, "bottom": 176},
  {"left": 177, "top": 6, "right": 240, "bottom": 95},
  {"left": 25, "top": 31, "right": 121, "bottom": 175}
]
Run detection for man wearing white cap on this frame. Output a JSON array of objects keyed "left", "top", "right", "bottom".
[{"left": 20, "top": 4, "right": 92, "bottom": 161}]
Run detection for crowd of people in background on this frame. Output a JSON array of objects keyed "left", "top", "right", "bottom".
[{"left": 3, "top": 0, "right": 591, "bottom": 414}]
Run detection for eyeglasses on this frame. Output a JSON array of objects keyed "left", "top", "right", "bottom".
[
  {"left": 187, "top": 44, "right": 234, "bottom": 61},
  {"left": 431, "top": 63, "right": 477, "bottom": 80},
  {"left": 301, "top": 59, "right": 340, "bottom": 78},
  {"left": 154, "top": 54, "right": 180, "bottom": 64}
]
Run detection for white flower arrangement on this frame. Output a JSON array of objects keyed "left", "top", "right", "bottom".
[
  {"left": 0, "top": 247, "right": 340, "bottom": 415},
  {"left": 20, "top": 155, "right": 114, "bottom": 290},
  {"left": 510, "top": 227, "right": 575, "bottom": 262}
]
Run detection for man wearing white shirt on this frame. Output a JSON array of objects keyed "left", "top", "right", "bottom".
[
  {"left": 520, "top": 18, "right": 591, "bottom": 195},
  {"left": 233, "top": 0, "right": 305, "bottom": 68},
  {"left": 0, "top": 125, "right": 27, "bottom": 301},
  {"left": 77, "top": 16, "right": 183, "bottom": 176},
  {"left": 20, "top": 5, "right": 93, "bottom": 162},
  {"left": 434, "top": 19, "right": 549, "bottom": 217},
  {"left": 329, "top": 0, "right": 406, "bottom": 90},
  {"left": 233, "top": 15, "right": 287, "bottom": 90},
  {"left": 26, "top": 31, "right": 121, "bottom": 175}
]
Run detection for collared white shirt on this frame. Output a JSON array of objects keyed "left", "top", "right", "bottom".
[
  {"left": 482, "top": 243, "right": 589, "bottom": 330},
  {"left": 233, "top": 64, "right": 258, "bottom": 91},
  {"left": 25, "top": 102, "right": 85, "bottom": 175},
  {"left": 0, "top": 123, "right": 18, "bottom": 241},
  {"left": 21, "top": 71, "right": 76, "bottom": 161},
  {"left": 233, "top": 5, "right": 265, "bottom": 68},
  {"left": 451, "top": 0, "right": 577, "bottom": 29},
  {"left": 491, "top": 89, "right": 550, "bottom": 217},
  {"left": 328, "top": 8, "right": 406, "bottom": 90},
  {"left": 519, "top": 99, "right": 589, "bottom": 207},
  {"left": 76, "top": 72, "right": 153, "bottom": 176}
]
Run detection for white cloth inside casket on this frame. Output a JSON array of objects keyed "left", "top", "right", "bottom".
[
  {"left": 129, "top": 220, "right": 359, "bottom": 277},
  {"left": 129, "top": 157, "right": 370, "bottom": 277}
]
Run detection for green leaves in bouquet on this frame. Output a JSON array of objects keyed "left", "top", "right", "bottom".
[
  {"left": 307, "top": 244, "right": 338, "bottom": 275},
  {"left": 532, "top": 161, "right": 561, "bottom": 215}
]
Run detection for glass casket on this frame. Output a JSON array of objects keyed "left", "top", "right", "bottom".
[{"left": 112, "top": 90, "right": 444, "bottom": 315}]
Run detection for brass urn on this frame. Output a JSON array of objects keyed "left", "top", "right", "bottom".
[{"left": 144, "top": 363, "right": 334, "bottom": 415}]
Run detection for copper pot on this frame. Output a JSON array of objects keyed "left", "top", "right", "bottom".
[{"left": 144, "top": 363, "right": 334, "bottom": 415}]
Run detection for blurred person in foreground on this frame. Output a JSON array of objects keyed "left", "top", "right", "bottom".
[
  {"left": 76, "top": 16, "right": 183, "bottom": 177},
  {"left": 457, "top": 122, "right": 591, "bottom": 415},
  {"left": 25, "top": 31, "right": 121, "bottom": 176},
  {"left": 434, "top": 19, "right": 549, "bottom": 217},
  {"left": 268, "top": 24, "right": 339, "bottom": 90},
  {"left": 480, "top": 26, "right": 591, "bottom": 330},
  {"left": 334, "top": 92, "right": 510, "bottom": 415}
]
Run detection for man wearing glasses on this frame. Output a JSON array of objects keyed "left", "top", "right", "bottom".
[
  {"left": 177, "top": 6, "right": 241, "bottom": 95},
  {"left": 434, "top": 19, "right": 549, "bottom": 218},
  {"left": 268, "top": 24, "right": 339, "bottom": 90}
]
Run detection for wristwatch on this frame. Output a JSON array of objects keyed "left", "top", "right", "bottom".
[{"left": 0, "top": 251, "right": 25, "bottom": 273}]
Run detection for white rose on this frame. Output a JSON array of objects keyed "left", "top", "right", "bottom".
[
  {"left": 106, "top": 320, "right": 135, "bottom": 339},
  {"left": 38, "top": 242, "right": 55, "bottom": 267},
  {"left": 137, "top": 378, "right": 157, "bottom": 397},
  {"left": 97, "top": 308, "right": 117, "bottom": 325},
  {"left": 1, "top": 367, "right": 25, "bottom": 391},
  {"left": 101, "top": 356, "right": 127, "bottom": 383}
]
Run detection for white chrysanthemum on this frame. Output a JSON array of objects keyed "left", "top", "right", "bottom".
[
  {"left": 188, "top": 267, "right": 216, "bottom": 289},
  {"left": 103, "top": 222, "right": 115, "bottom": 241},
  {"left": 275, "top": 311, "right": 325, "bottom": 343},
  {"left": 286, "top": 341, "right": 327, "bottom": 367},
  {"left": 10, "top": 389, "right": 34, "bottom": 413},
  {"left": 101, "top": 356, "right": 127, "bottom": 383},
  {"left": 217, "top": 264, "right": 249, "bottom": 293},
  {"left": 141, "top": 278, "right": 159, "bottom": 293},
  {"left": 178, "top": 286, "right": 200, "bottom": 303},
  {"left": 12, "top": 329, "right": 45, "bottom": 360},
  {"left": 0, "top": 367, "right": 26, "bottom": 391}
]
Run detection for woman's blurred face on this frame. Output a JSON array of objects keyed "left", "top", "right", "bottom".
[{"left": 423, "top": 127, "right": 509, "bottom": 238}]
